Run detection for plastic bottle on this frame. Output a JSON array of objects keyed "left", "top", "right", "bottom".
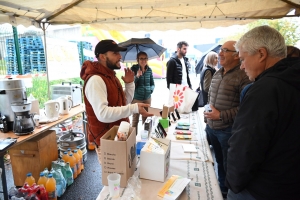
[
  {"left": 64, "top": 162, "right": 74, "bottom": 186},
  {"left": 37, "top": 172, "right": 48, "bottom": 187},
  {"left": 76, "top": 146, "right": 84, "bottom": 170},
  {"left": 25, "top": 173, "right": 35, "bottom": 186},
  {"left": 43, "top": 168, "right": 49, "bottom": 178},
  {"left": 68, "top": 153, "right": 77, "bottom": 179},
  {"left": 61, "top": 151, "right": 69, "bottom": 163},
  {"left": 46, "top": 173, "right": 57, "bottom": 200},
  {"left": 67, "top": 148, "right": 72, "bottom": 155},
  {"left": 51, "top": 168, "right": 66, "bottom": 197},
  {"left": 73, "top": 150, "right": 81, "bottom": 176}
]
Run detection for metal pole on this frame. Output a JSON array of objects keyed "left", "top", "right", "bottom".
[
  {"left": 40, "top": 22, "right": 51, "bottom": 100},
  {"left": 12, "top": 26, "right": 23, "bottom": 74}
]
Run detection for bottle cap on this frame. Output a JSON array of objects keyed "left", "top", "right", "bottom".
[
  {"left": 74, "top": 150, "right": 78, "bottom": 153},
  {"left": 69, "top": 153, "right": 73, "bottom": 156},
  {"left": 27, "top": 172, "right": 32, "bottom": 176},
  {"left": 64, "top": 151, "right": 68, "bottom": 154},
  {"left": 48, "top": 173, "right": 53, "bottom": 178},
  {"left": 76, "top": 145, "right": 80, "bottom": 149},
  {"left": 67, "top": 148, "right": 71, "bottom": 151},
  {"left": 40, "top": 172, "right": 44, "bottom": 176}
]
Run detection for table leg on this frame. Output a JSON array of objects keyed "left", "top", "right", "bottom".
[{"left": 0, "top": 154, "right": 8, "bottom": 200}]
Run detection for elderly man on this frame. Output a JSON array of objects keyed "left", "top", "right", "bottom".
[
  {"left": 204, "top": 41, "right": 251, "bottom": 197},
  {"left": 226, "top": 26, "right": 300, "bottom": 200}
]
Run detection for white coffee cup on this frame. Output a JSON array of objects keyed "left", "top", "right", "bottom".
[
  {"left": 107, "top": 173, "right": 121, "bottom": 198},
  {"left": 33, "top": 115, "right": 40, "bottom": 127}
]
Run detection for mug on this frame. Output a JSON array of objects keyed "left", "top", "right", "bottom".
[
  {"left": 58, "top": 96, "right": 73, "bottom": 115},
  {"left": 44, "top": 100, "right": 60, "bottom": 119}
]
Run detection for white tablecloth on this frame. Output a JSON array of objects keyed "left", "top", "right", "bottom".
[{"left": 97, "top": 110, "right": 221, "bottom": 200}]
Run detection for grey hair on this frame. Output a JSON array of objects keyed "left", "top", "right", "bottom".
[
  {"left": 235, "top": 25, "right": 286, "bottom": 58},
  {"left": 204, "top": 51, "right": 218, "bottom": 67}
]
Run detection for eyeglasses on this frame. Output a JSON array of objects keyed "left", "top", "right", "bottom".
[
  {"left": 219, "top": 48, "right": 236, "bottom": 53},
  {"left": 139, "top": 58, "right": 148, "bottom": 61}
]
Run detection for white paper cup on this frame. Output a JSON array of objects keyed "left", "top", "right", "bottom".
[{"left": 107, "top": 173, "right": 121, "bottom": 198}]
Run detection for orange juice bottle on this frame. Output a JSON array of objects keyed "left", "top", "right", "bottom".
[
  {"left": 73, "top": 150, "right": 81, "bottom": 176},
  {"left": 37, "top": 172, "right": 48, "bottom": 187},
  {"left": 76, "top": 146, "right": 84, "bottom": 170},
  {"left": 67, "top": 148, "right": 72, "bottom": 155},
  {"left": 25, "top": 172, "right": 36, "bottom": 186},
  {"left": 46, "top": 173, "right": 57, "bottom": 200},
  {"left": 62, "top": 151, "right": 69, "bottom": 163},
  {"left": 68, "top": 153, "right": 77, "bottom": 179},
  {"left": 88, "top": 142, "right": 95, "bottom": 150}
]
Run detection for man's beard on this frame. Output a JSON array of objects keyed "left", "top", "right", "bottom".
[
  {"left": 179, "top": 49, "right": 186, "bottom": 57},
  {"left": 106, "top": 57, "right": 120, "bottom": 70}
]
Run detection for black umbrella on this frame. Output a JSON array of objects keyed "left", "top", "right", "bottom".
[
  {"left": 118, "top": 38, "right": 166, "bottom": 62},
  {"left": 195, "top": 44, "right": 221, "bottom": 74}
]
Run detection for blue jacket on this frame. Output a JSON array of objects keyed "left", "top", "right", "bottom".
[{"left": 131, "top": 64, "right": 155, "bottom": 100}]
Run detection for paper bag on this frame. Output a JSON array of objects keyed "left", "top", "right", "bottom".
[{"left": 168, "top": 84, "right": 198, "bottom": 113}]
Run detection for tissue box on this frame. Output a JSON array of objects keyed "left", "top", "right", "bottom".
[
  {"left": 140, "top": 138, "right": 171, "bottom": 182},
  {"left": 101, "top": 126, "right": 137, "bottom": 187}
]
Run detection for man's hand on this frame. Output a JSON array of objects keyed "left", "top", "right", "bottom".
[
  {"left": 137, "top": 103, "right": 154, "bottom": 118},
  {"left": 204, "top": 104, "right": 221, "bottom": 120},
  {"left": 121, "top": 68, "right": 134, "bottom": 83},
  {"left": 136, "top": 68, "right": 142, "bottom": 78}
]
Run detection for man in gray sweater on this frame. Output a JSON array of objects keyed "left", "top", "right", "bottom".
[{"left": 204, "top": 40, "right": 251, "bottom": 198}]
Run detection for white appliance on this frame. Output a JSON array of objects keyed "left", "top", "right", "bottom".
[
  {"left": 51, "top": 82, "right": 82, "bottom": 107},
  {"left": 44, "top": 100, "right": 60, "bottom": 119}
]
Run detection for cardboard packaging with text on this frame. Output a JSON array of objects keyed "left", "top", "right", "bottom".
[{"left": 101, "top": 126, "right": 137, "bottom": 188}]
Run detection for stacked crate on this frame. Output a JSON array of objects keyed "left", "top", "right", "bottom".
[
  {"left": 5, "top": 38, "right": 18, "bottom": 75},
  {"left": 70, "top": 41, "right": 93, "bottom": 66},
  {"left": 5, "top": 36, "right": 45, "bottom": 75}
]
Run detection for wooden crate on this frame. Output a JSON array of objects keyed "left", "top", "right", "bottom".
[{"left": 9, "top": 130, "right": 58, "bottom": 186}]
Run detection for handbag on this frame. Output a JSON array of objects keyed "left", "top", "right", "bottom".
[{"left": 196, "top": 86, "right": 205, "bottom": 107}]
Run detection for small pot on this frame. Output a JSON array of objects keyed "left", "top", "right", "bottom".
[{"left": 11, "top": 101, "right": 32, "bottom": 112}]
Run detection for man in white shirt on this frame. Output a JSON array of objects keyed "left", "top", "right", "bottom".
[
  {"left": 166, "top": 41, "right": 192, "bottom": 89},
  {"left": 80, "top": 40, "right": 153, "bottom": 151}
]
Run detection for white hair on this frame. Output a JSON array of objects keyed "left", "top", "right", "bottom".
[
  {"left": 204, "top": 51, "right": 218, "bottom": 67},
  {"left": 235, "top": 25, "right": 286, "bottom": 58}
]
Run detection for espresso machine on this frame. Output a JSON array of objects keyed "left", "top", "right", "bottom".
[{"left": 11, "top": 102, "right": 35, "bottom": 136}]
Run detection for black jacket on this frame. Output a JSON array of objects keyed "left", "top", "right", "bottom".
[
  {"left": 200, "top": 65, "right": 216, "bottom": 105},
  {"left": 226, "top": 57, "right": 300, "bottom": 200},
  {"left": 166, "top": 55, "right": 192, "bottom": 89}
]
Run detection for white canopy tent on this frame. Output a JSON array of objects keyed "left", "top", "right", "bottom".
[
  {"left": 0, "top": 0, "right": 299, "bottom": 98},
  {"left": 0, "top": 0, "right": 299, "bottom": 31}
]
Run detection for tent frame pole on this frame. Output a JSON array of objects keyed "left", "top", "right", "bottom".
[{"left": 39, "top": 22, "right": 51, "bottom": 99}]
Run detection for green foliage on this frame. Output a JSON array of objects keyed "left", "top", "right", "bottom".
[
  {"left": 220, "top": 18, "right": 300, "bottom": 46},
  {"left": 26, "top": 76, "right": 84, "bottom": 108}
]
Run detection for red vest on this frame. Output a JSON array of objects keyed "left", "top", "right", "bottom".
[{"left": 80, "top": 61, "right": 129, "bottom": 146}]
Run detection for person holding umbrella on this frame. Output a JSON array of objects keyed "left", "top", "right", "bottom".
[{"left": 130, "top": 52, "right": 155, "bottom": 131}]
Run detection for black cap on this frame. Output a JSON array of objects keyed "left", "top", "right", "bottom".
[{"left": 94, "top": 39, "right": 127, "bottom": 58}]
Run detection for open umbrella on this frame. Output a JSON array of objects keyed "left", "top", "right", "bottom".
[
  {"left": 195, "top": 44, "right": 221, "bottom": 74},
  {"left": 118, "top": 38, "right": 166, "bottom": 62}
]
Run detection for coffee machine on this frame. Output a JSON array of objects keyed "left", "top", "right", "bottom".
[
  {"left": 11, "top": 102, "right": 35, "bottom": 136},
  {"left": 0, "top": 78, "right": 27, "bottom": 131}
]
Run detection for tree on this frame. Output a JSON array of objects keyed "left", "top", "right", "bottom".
[{"left": 220, "top": 18, "right": 300, "bottom": 45}]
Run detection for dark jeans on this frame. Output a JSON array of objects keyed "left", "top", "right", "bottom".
[
  {"left": 227, "top": 189, "right": 256, "bottom": 200},
  {"left": 205, "top": 124, "right": 232, "bottom": 193}
]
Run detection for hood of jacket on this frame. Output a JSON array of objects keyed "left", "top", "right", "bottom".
[
  {"left": 256, "top": 57, "right": 300, "bottom": 91},
  {"left": 80, "top": 60, "right": 116, "bottom": 81}
]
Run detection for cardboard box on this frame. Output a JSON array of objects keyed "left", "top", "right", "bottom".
[
  {"left": 140, "top": 138, "right": 171, "bottom": 182},
  {"left": 101, "top": 126, "right": 136, "bottom": 188},
  {"left": 10, "top": 130, "right": 58, "bottom": 186}
]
